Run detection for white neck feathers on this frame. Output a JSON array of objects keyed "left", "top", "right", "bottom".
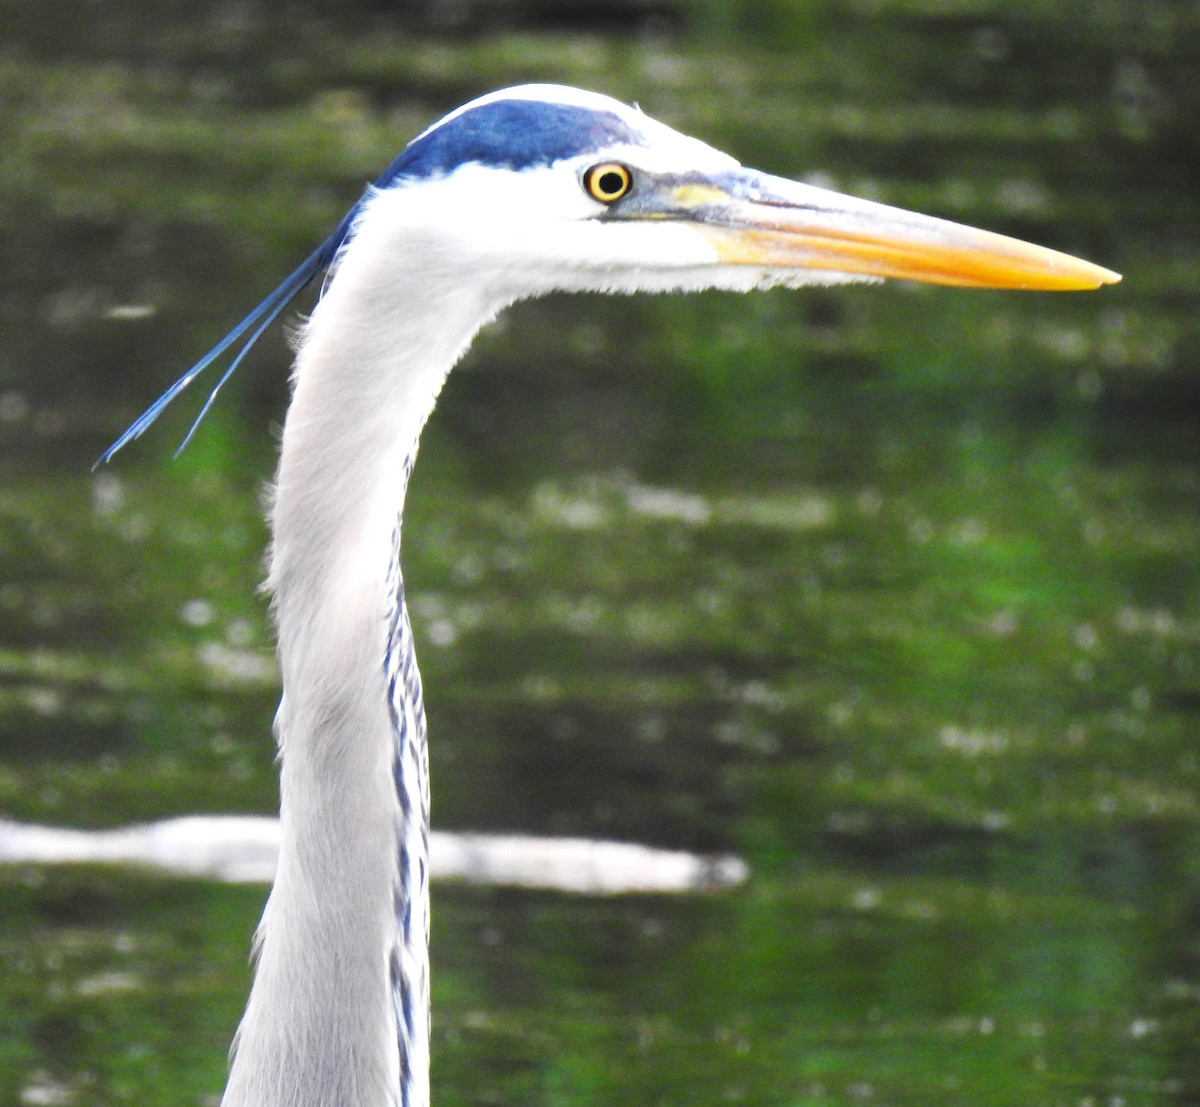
[{"left": 219, "top": 191, "right": 504, "bottom": 1107}]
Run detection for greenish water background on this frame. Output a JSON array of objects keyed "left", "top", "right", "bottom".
[{"left": 1, "top": 1, "right": 1197, "bottom": 1103}]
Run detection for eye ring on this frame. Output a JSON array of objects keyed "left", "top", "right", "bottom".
[{"left": 583, "top": 162, "right": 633, "bottom": 204}]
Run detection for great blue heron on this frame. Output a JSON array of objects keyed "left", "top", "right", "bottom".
[{"left": 99, "top": 85, "right": 1118, "bottom": 1107}]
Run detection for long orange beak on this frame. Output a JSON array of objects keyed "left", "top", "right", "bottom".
[{"left": 626, "top": 170, "right": 1120, "bottom": 291}]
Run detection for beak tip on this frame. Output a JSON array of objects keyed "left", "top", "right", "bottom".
[{"left": 1066, "top": 262, "right": 1121, "bottom": 291}]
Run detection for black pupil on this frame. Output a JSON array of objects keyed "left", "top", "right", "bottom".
[{"left": 597, "top": 170, "right": 625, "bottom": 197}]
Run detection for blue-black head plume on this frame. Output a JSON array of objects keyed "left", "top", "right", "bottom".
[{"left": 94, "top": 210, "right": 351, "bottom": 468}]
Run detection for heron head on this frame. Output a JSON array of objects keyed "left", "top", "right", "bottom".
[
  {"left": 96, "top": 84, "right": 1119, "bottom": 466},
  {"left": 360, "top": 84, "right": 1119, "bottom": 299}
]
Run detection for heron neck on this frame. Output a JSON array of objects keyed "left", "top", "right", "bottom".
[{"left": 220, "top": 229, "right": 499, "bottom": 1107}]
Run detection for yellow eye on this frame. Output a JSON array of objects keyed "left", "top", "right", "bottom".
[{"left": 583, "top": 163, "right": 633, "bottom": 204}]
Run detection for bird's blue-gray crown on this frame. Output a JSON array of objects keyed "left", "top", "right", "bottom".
[{"left": 380, "top": 91, "right": 649, "bottom": 181}]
